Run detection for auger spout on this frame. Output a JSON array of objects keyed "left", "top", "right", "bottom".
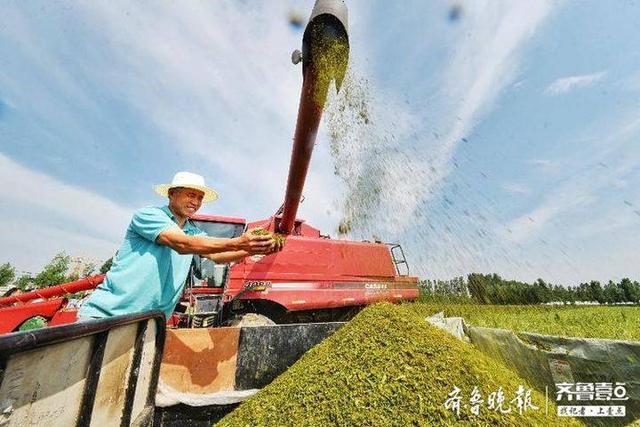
[{"left": 278, "top": 0, "right": 349, "bottom": 234}]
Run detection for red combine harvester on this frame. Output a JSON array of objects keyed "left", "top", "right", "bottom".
[
  {"left": 0, "top": 212, "right": 417, "bottom": 334},
  {"left": 0, "top": 0, "right": 419, "bottom": 335}
]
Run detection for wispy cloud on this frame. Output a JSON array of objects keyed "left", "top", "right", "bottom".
[
  {"left": 0, "top": 1, "right": 356, "bottom": 271},
  {"left": 528, "top": 158, "right": 560, "bottom": 174},
  {"left": 502, "top": 183, "right": 531, "bottom": 195},
  {"left": 78, "top": 2, "right": 307, "bottom": 211},
  {"left": 3, "top": 1, "right": 637, "bottom": 286},
  {"left": 0, "top": 2, "right": 341, "bottom": 222},
  {"left": 544, "top": 71, "right": 606, "bottom": 95},
  {"left": 625, "top": 72, "right": 640, "bottom": 92},
  {"left": 503, "top": 114, "right": 640, "bottom": 243},
  {"left": 322, "top": 0, "right": 560, "bottom": 283},
  {"left": 0, "top": 153, "right": 130, "bottom": 271}
]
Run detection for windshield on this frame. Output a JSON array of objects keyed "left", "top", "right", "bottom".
[
  {"left": 191, "top": 220, "right": 245, "bottom": 286},
  {"left": 192, "top": 221, "right": 245, "bottom": 239}
]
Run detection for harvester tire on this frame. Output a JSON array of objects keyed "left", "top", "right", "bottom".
[{"left": 228, "top": 313, "right": 276, "bottom": 327}]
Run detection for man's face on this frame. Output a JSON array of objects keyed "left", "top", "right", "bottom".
[{"left": 168, "top": 187, "right": 204, "bottom": 218}]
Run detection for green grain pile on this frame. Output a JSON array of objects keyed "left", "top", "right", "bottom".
[
  {"left": 408, "top": 303, "right": 640, "bottom": 342},
  {"left": 217, "top": 303, "right": 580, "bottom": 427}
]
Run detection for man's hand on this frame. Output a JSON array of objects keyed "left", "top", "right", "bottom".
[
  {"left": 237, "top": 228, "right": 276, "bottom": 255},
  {"left": 250, "top": 228, "right": 286, "bottom": 254}
]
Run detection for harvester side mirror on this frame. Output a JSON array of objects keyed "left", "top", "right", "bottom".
[
  {"left": 191, "top": 256, "right": 203, "bottom": 281},
  {"left": 291, "top": 49, "right": 303, "bottom": 65}
]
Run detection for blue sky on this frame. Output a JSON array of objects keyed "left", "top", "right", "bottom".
[{"left": 0, "top": 0, "right": 638, "bottom": 285}]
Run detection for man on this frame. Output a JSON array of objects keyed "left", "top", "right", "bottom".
[{"left": 79, "top": 171, "right": 280, "bottom": 320}]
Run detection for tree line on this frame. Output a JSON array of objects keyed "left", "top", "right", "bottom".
[
  {"left": 2, "top": 255, "right": 638, "bottom": 305},
  {"left": 421, "top": 273, "right": 640, "bottom": 305},
  {"left": 0, "top": 253, "right": 112, "bottom": 294}
]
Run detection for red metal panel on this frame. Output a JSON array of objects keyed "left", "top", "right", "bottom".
[
  {"left": 49, "top": 308, "right": 79, "bottom": 326},
  {"left": 0, "top": 299, "right": 65, "bottom": 333},
  {"left": 241, "top": 286, "right": 419, "bottom": 311},
  {"left": 189, "top": 288, "right": 224, "bottom": 295},
  {"left": 298, "top": 222, "right": 321, "bottom": 238},
  {"left": 229, "top": 237, "right": 397, "bottom": 280}
]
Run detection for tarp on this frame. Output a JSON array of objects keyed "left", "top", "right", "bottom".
[
  {"left": 427, "top": 312, "right": 640, "bottom": 426},
  {"left": 156, "top": 381, "right": 257, "bottom": 407}
]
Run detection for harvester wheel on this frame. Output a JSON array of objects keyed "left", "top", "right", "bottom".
[{"left": 227, "top": 313, "right": 276, "bottom": 327}]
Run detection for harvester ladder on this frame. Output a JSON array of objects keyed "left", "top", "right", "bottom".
[{"left": 388, "top": 244, "right": 410, "bottom": 276}]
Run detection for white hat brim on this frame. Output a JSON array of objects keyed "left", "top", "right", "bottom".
[{"left": 154, "top": 184, "right": 219, "bottom": 203}]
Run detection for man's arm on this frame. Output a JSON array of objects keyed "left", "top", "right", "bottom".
[
  {"left": 156, "top": 228, "right": 274, "bottom": 255},
  {"left": 203, "top": 250, "right": 250, "bottom": 264}
]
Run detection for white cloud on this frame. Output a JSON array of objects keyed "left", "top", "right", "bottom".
[
  {"left": 613, "top": 179, "right": 627, "bottom": 189},
  {"left": 502, "top": 183, "right": 531, "bottom": 195},
  {"left": 544, "top": 72, "right": 606, "bottom": 95},
  {"left": 0, "top": 2, "right": 341, "bottom": 226},
  {"left": 503, "top": 114, "right": 640, "bottom": 243},
  {"left": 528, "top": 158, "right": 560, "bottom": 174},
  {"left": 503, "top": 193, "right": 591, "bottom": 243},
  {"left": 423, "top": 0, "right": 554, "bottom": 213},
  {"left": 313, "top": 0, "right": 561, "bottom": 283},
  {"left": 438, "top": 0, "right": 554, "bottom": 149},
  {"left": 529, "top": 158, "right": 553, "bottom": 168},
  {"left": 4, "top": 1, "right": 636, "bottom": 286},
  {"left": 0, "top": 153, "right": 130, "bottom": 272},
  {"left": 0, "top": 219, "right": 119, "bottom": 277},
  {"left": 73, "top": 2, "right": 320, "bottom": 217},
  {"left": 0, "top": 1, "right": 358, "bottom": 273},
  {"left": 627, "top": 72, "right": 640, "bottom": 91}
]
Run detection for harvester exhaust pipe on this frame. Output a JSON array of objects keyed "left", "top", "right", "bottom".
[{"left": 278, "top": 0, "right": 349, "bottom": 234}]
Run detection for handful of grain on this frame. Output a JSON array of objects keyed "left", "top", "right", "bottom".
[{"left": 251, "top": 228, "right": 286, "bottom": 246}]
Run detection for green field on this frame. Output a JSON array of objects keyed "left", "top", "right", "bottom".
[{"left": 407, "top": 303, "right": 640, "bottom": 342}]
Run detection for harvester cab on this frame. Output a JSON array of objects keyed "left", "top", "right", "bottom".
[{"left": 176, "top": 215, "right": 247, "bottom": 328}]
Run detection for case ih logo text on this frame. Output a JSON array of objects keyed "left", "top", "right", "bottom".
[{"left": 364, "top": 283, "right": 388, "bottom": 289}]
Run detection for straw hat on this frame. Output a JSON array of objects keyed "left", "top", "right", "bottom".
[{"left": 154, "top": 171, "right": 219, "bottom": 203}]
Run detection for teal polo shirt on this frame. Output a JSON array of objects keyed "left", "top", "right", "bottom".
[{"left": 79, "top": 206, "right": 205, "bottom": 319}]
